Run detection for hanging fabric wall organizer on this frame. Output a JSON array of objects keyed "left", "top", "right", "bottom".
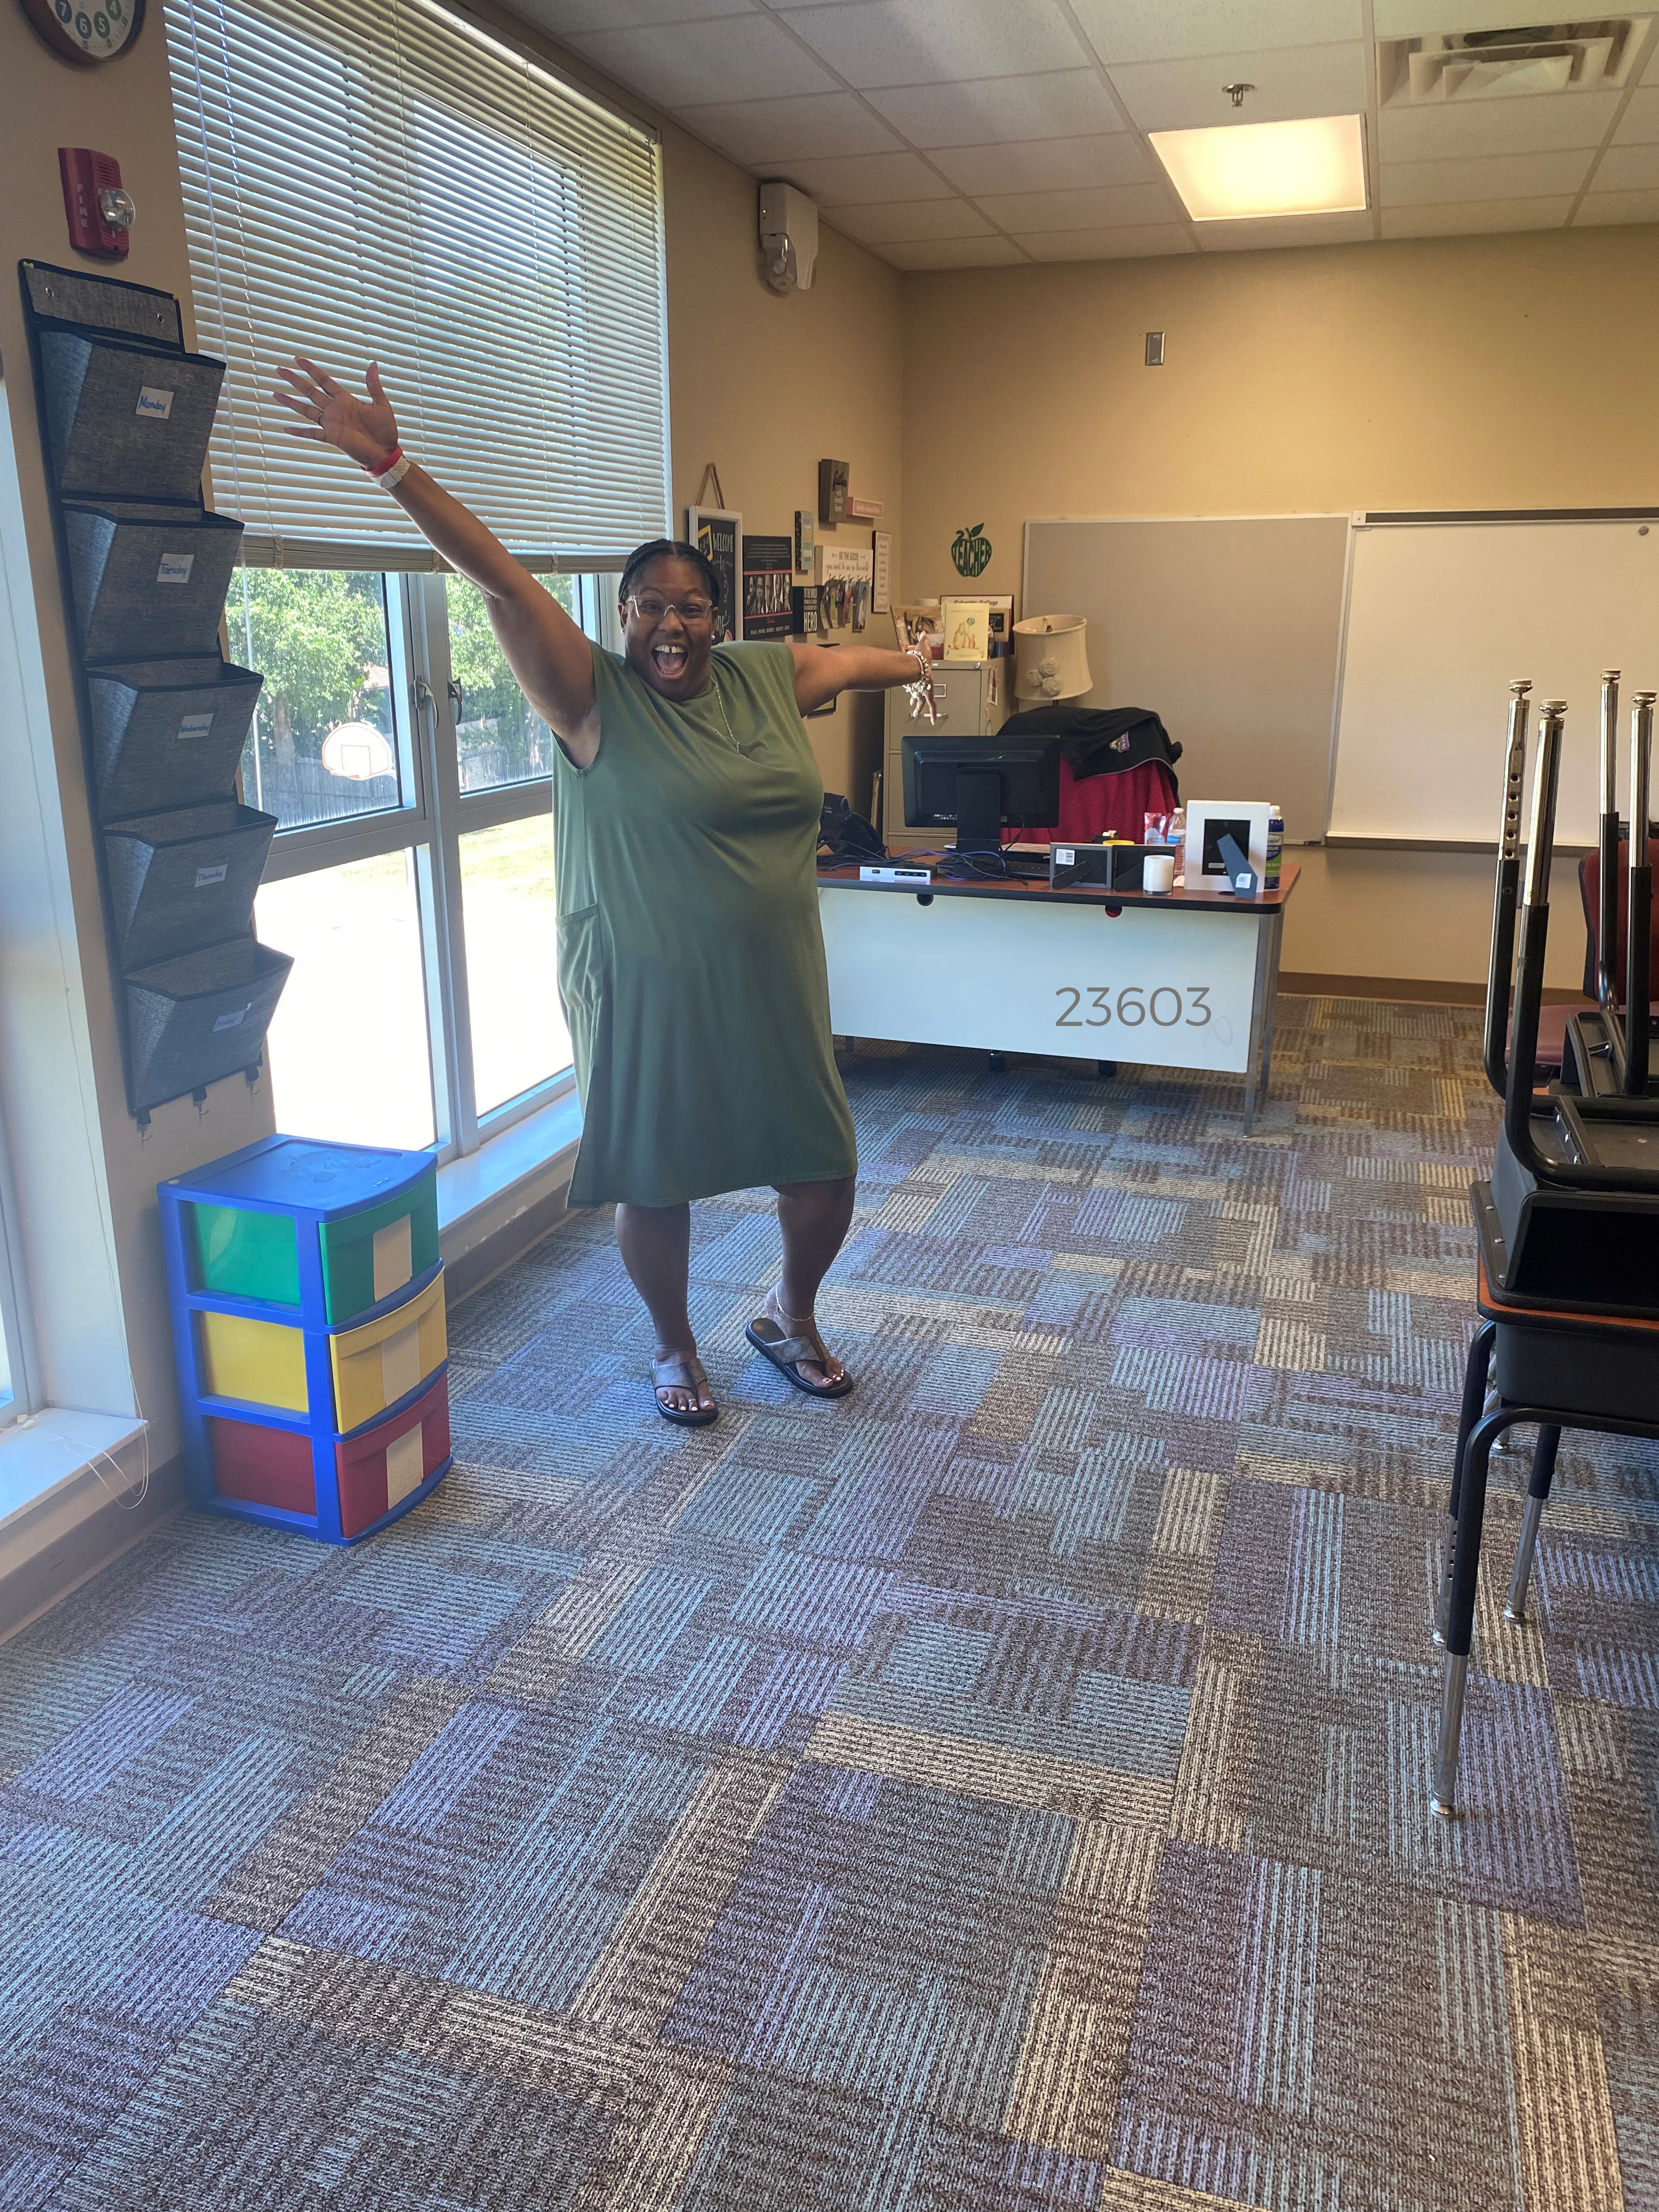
[{"left": 20, "top": 258, "right": 289, "bottom": 1122}]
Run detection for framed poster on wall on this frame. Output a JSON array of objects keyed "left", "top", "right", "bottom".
[
  {"left": 686, "top": 505, "right": 741, "bottom": 644},
  {"left": 742, "top": 534, "right": 794, "bottom": 639}
]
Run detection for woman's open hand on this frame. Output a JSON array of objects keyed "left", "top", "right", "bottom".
[{"left": 274, "top": 356, "right": 399, "bottom": 470}]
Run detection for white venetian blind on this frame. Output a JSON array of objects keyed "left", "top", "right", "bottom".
[{"left": 163, "top": 0, "right": 669, "bottom": 561}]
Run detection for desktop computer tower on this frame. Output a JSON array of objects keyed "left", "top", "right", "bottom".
[{"left": 882, "top": 660, "right": 1009, "bottom": 851}]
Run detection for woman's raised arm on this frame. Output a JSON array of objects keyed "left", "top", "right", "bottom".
[{"left": 275, "top": 358, "right": 599, "bottom": 757}]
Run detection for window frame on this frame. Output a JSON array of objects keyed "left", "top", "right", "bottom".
[
  {"left": 0, "top": 1082, "right": 37, "bottom": 1427},
  {"left": 251, "top": 545, "right": 618, "bottom": 1163}
]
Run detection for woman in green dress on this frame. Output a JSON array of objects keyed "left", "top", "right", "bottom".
[{"left": 276, "top": 357, "right": 936, "bottom": 1425}]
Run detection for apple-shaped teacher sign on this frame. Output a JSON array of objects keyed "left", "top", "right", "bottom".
[{"left": 951, "top": 522, "right": 992, "bottom": 578}]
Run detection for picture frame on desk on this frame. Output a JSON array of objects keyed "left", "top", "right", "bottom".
[
  {"left": 940, "top": 597, "right": 990, "bottom": 663},
  {"left": 892, "top": 601, "right": 943, "bottom": 657},
  {"left": 687, "top": 504, "right": 740, "bottom": 644}
]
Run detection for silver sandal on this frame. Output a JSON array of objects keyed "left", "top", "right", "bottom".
[
  {"left": 745, "top": 1291, "right": 854, "bottom": 1399},
  {"left": 650, "top": 1352, "right": 718, "bottom": 1427}
]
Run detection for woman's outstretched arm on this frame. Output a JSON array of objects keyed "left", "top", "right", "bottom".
[
  {"left": 790, "top": 637, "right": 935, "bottom": 717},
  {"left": 275, "top": 358, "right": 599, "bottom": 760}
]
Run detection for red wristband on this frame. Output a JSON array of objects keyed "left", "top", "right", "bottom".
[{"left": 366, "top": 443, "right": 404, "bottom": 477}]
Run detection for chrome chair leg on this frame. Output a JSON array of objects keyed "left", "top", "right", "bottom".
[
  {"left": 1503, "top": 1424, "right": 1560, "bottom": 1624},
  {"left": 1431, "top": 1401, "right": 1551, "bottom": 1816},
  {"left": 1430, "top": 1652, "right": 1469, "bottom": 1820},
  {"left": 1437, "top": 1322, "right": 1497, "bottom": 1647}
]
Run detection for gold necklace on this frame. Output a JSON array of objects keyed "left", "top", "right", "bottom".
[{"left": 706, "top": 661, "right": 742, "bottom": 752}]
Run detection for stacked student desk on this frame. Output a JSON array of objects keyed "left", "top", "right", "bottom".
[
  {"left": 817, "top": 862, "right": 1299, "bottom": 1130},
  {"left": 159, "top": 1136, "right": 452, "bottom": 1544}
]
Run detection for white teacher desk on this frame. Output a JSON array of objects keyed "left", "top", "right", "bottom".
[{"left": 817, "top": 862, "right": 1300, "bottom": 1131}]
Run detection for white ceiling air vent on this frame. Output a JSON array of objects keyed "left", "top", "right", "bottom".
[{"left": 1380, "top": 18, "right": 1649, "bottom": 103}]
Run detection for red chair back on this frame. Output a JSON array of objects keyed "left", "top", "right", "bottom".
[{"left": 1010, "top": 759, "right": 1180, "bottom": 848}]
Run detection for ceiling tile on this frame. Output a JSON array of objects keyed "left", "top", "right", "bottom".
[
  {"left": 1380, "top": 149, "right": 1594, "bottom": 205},
  {"left": 930, "top": 134, "right": 1152, "bottom": 196},
  {"left": 776, "top": 0, "right": 1090, "bottom": 89},
  {"left": 1107, "top": 43, "right": 1368, "bottom": 134},
  {"left": 510, "top": 0, "right": 754, "bottom": 33},
  {"left": 1378, "top": 91, "right": 1623, "bottom": 163},
  {"left": 1591, "top": 142, "right": 1659, "bottom": 193},
  {"left": 1196, "top": 210, "right": 1375, "bottom": 249},
  {"left": 866, "top": 69, "right": 1126, "bottom": 147},
  {"left": 570, "top": 16, "right": 834, "bottom": 106},
  {"left": 879, "top": 235, "right": 1029, "bottom": 268},
  {"left": 1379, "top": 196, "right": 1575, "bottom": 238},
  {"left": 1012, "top": 223, "right": 1197, "bottom": 258},
  {"left": 1575, "top": 187, "right": 1659, "bottom": 223},
  {"left": 828, "top": 198, "right": 996, "bottom": 242},
  {"left": 673, "top": 93, "right": 904, "bottom": 163},
  {"left": 972, "top": 182, "right": 1179, "bottom": 229},
  {"left": 775, "top": 150, "right": 957, "bottom": 204},
  {"left": 1069, "top": 0, "right": 1360, "bottom": 68},
  {"left": 1614, "top": 87, "right": 1659, "bottom": 145}
]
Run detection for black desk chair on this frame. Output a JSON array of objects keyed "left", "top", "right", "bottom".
[{"left": 1430, "top": 1209, "right": 1659, "bottom": 1818}]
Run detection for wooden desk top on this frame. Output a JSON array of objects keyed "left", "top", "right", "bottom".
[{"left": 817, "top": 860, "right": 1301, "bottom": 913}]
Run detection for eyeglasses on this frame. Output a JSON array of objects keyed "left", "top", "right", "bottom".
[{"left": 626, "top": 592, "right": 715, "bottom": 625}]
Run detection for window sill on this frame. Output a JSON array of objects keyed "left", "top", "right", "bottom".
[
  {"left": 438, "top": 1087, "right": 583, "bottom": 1295},
  {"left": 0, "top": 1408, "right": 149, "bottom": 1560}
]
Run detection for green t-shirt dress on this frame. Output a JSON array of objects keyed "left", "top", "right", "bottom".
[{"left": 552, "top": 640, "right": 858, "bottom": 1208}]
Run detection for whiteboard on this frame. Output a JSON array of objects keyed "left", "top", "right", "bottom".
[
  {"left": 1023, "top": 515, "right": 1350, "bottom": 842},
  {"left": 1330, "top": 518, "right": 1659, "bottom": 846}
]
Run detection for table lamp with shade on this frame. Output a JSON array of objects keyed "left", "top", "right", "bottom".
[{"left": 1013, "top": 613, "right": 1092, "bottom": 707}]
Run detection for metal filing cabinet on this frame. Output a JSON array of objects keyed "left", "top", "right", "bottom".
[{"left": 882, "top": 658, "right": 1009, "bottom": 851}]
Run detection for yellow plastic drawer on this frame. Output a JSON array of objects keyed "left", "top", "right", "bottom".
[
  {"left": 196, "top": 1308, "right": 308, "bottom": 1414},
  {"left": 329, "top": 1267, "right": 447, "bottom": 1434}
]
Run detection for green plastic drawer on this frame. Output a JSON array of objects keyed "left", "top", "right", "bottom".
[
  {"left": 318, "top": 1172, "right": 438, "bottom": 1324},
  {"left": 185, "top": 1200, "right": 300, "bottom": 1306}
]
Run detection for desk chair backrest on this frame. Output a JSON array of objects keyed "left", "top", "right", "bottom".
[
  {"left": 1578, "top": 838, "right": 1659, "bottom": 1002},
  {"left": 1052, "top": 758, "right": 1178, "bottom": 843}
]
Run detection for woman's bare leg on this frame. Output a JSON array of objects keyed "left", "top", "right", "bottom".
[
  {"left": 771, "top": 1175, "right": 857, "bottom": 1386},
  {"left": 614, "top": 1202, "right": 712, "bottom": 1415}
]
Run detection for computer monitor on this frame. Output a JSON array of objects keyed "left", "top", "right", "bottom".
[{"left": 902, "top": 736, "right": 1063, "bottom": 852}]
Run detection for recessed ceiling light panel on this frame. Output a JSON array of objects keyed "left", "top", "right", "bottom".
[{"left": 1150, "top": 114, "right": 1369, "bottom": 223}]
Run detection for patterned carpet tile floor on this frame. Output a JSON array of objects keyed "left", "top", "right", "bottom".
[{"left": 1, "top": 997, "right": 1656, "bottom": 2211}]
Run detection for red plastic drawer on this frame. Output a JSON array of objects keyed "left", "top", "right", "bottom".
[
  {"left": 207, "top": 1414, "right": 315, "bottom": 1517},
  {"left": 335, "top": 1368, "right": 450, "bottom": 1539}
]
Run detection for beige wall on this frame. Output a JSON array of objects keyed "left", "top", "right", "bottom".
[
  {"left": 0, "top": 0, "right": 274, "bottom": 1478},
  {"left": 460, "top": 0, "right": 906, "bottom": 811},
  {"left": 0, "top": 1, "right": 899, "bottom": 1496},
  {"left": 902, "top": 227, "right": 1659, "bottom": 986},
  {"left": 662, "top": 130, "right": 902, "bottom": 810}
]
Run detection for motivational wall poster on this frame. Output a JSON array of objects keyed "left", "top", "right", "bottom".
[
  {"left": 742, "top": 535, "right": 794, "bottom": 640},
  {"left": 687, "top": 506, "right": 740, "bottom": 643}
]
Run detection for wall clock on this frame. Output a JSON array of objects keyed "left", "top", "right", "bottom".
[{"left": 19, "top": 0, "right": 144, "bottom": 65}]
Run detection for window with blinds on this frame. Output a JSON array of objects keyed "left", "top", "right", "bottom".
[{"left": 164, "top": 0, "right": 669, "bottom": 562}]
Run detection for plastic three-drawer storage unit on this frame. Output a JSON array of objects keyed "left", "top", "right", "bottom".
[{"left": 159, "top": 1135, "right": 452, "bottom": 1543}]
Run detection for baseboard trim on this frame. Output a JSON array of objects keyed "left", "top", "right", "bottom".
[
  {"left": 0, "top": 1453, "right": 185, "bottom": 1644},
  {"left": 1279, "top": 973, "right": 1589, "bottom": 1007},
  {"left": 443, "top": 1175, "right": 577, "bottom": 1305}
]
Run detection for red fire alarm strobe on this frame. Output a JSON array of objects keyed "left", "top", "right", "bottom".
[{"left": 59, "top": 149, "right": 135, "bottom": 259}]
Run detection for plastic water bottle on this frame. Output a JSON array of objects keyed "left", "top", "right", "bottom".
[{"left": 1266, "top": 811, "right": 1284, "bottom": 889}]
